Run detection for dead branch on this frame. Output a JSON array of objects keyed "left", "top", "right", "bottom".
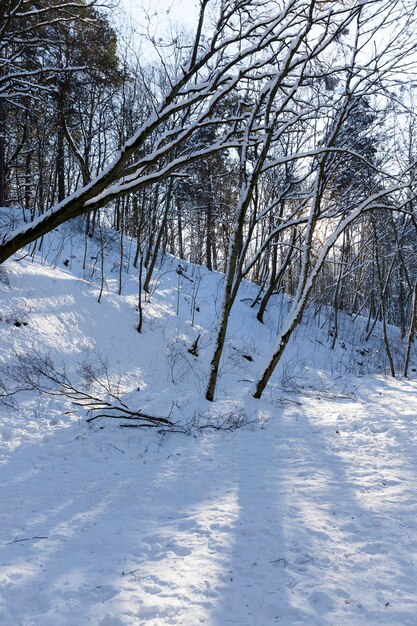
[{"left": 2, "top": 349, "right": 174, "bottom": 429}]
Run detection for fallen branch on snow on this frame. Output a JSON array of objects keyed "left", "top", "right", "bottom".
[{"left": 1, "top": 349, "right": 174, "bottom": 429}]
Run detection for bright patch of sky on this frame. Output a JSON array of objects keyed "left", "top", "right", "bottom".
[
  {"left": 116, "top": 0, "right": 200, "bottom": 61},
  {"left": 121, "top": 0, "right": 199, "bottom": 37}
]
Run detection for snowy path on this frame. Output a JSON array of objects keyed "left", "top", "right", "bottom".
[{"left": 1, "top": 377, "right": 417, "bottom": 625}]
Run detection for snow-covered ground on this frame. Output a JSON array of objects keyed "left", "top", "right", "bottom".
[{"left": 1, "top": 227, "right": 417, "bottom": 625}]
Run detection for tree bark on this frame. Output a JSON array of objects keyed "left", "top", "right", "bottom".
[
  {"left": 0, "top": 99, "right": 5, "bottom": 207},
  {"left": 403, "top": 282, "right": 417, "bottom": 378}
]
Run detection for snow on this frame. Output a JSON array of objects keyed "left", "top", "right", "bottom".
[{"left": 1, "top": 225, "right": 417, "bottom": 625}]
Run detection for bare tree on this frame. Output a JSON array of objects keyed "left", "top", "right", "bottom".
[
  {"left": 207, "top": 0, "right": 417, "bottom": 400},
  {"left": 1, "top": 0, "right": 321, "bottom": 263}
]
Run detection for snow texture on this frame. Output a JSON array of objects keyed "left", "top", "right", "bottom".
[{"left": 0, "top": 225, "right": 417, "bottom": 625}]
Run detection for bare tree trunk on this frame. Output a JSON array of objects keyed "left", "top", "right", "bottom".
[
  {"left": 56, "top": 103, "right": 66, "bottom": 204},
  {"left": 137, "top": 254, "right": 144, "bottom": 333},
  {"left": 0, "top": 99, "right": 6, "bottom": 207},
  {"left": 177, "top": 198, "right": 184, "bottom": 260},
  {"left": 253, "top": 309, "right": 305, "bottom": 398},
  {"left": 144, "top": 188, "right": 159, "bottom": 269},
  {"left": 257, "top": 230, "right": 295, "bottom": 324},
  {"left": 133, "top": 194, "right": 144, "bottom": 269},
  {"left": 98, "top": 222, "right": 105, "bottom": 304},
  {"left": 24, "top": 147, "right": 32, "bottom": 214},
  {"left": 403, "top": 282, "right": 417, "bottom": 378},
  {"left": 372, "top": 220, "right": 395, "bottom": 377},
  {"left": 331, "top": 232, "right": 346, "bottom": 349},
  {"left": 206, "top": 200, "right": 213, "bottom": 271},
  {"left": 205, "top": 222, "right": 244, "bottom": 401},
  {"left": 143, "top": 180, "right": 173, "bottom": 293},
  {"left": 118, "top": 200, "right": 124, "bottom": 296}
]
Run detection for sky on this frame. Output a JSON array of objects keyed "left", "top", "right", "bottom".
[{"left": 121, "top": 0, "right": 199, "bottom": 38}]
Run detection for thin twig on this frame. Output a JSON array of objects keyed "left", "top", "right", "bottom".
[{"left": 6, "top": 536, "right": 48, "bottom": 545}]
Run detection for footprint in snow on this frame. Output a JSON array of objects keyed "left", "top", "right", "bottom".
[
  {"left": 98, "top": 614, "right": 125, "bottom": 626},
  {"left": 308, "top": 590, "right": 335, "bottom": 615},
  {"left": 362, "top": 542, "right": 385, "bottom": 555},
  {"left": 167, "top": 543, "right": 192, "bottom": 557},
  {"left": 92, "top": 585, "right": 118, "bottom": 601}
]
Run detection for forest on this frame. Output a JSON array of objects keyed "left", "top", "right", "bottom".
[
  {"left": 1, "top": 1, "right": 417, "bottom": 624},
  {"left": 2, "top": 0, "right": 417, "bottom": 398}
]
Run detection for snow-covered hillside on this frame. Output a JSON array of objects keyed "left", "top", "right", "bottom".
[{"left": 1, "top": 226, "right": 417, "bottom": 625}]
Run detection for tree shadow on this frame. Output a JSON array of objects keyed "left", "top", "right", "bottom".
[
  {"left": 1, "top": 378, "right": 417, "bottom": 625},
  {"left": 266, "top": 387, "right": 417, "bottom": 625},
  {"left": 0, "top": 420, "right": 263, "bottom": 625}
]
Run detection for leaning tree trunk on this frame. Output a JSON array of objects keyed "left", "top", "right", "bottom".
[
  {"left": 143, "top": 180, "right": 173, "bottom": 294},
  {"left": 253, "top": 307, "right": 305, "bottom": 398},
  {"left": 205, "top": 215, "right": 245, "bottom": 401}
]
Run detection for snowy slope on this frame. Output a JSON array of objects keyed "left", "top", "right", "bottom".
[{"left": 1, "top": 227, "right": 417, "bottom": 625}]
